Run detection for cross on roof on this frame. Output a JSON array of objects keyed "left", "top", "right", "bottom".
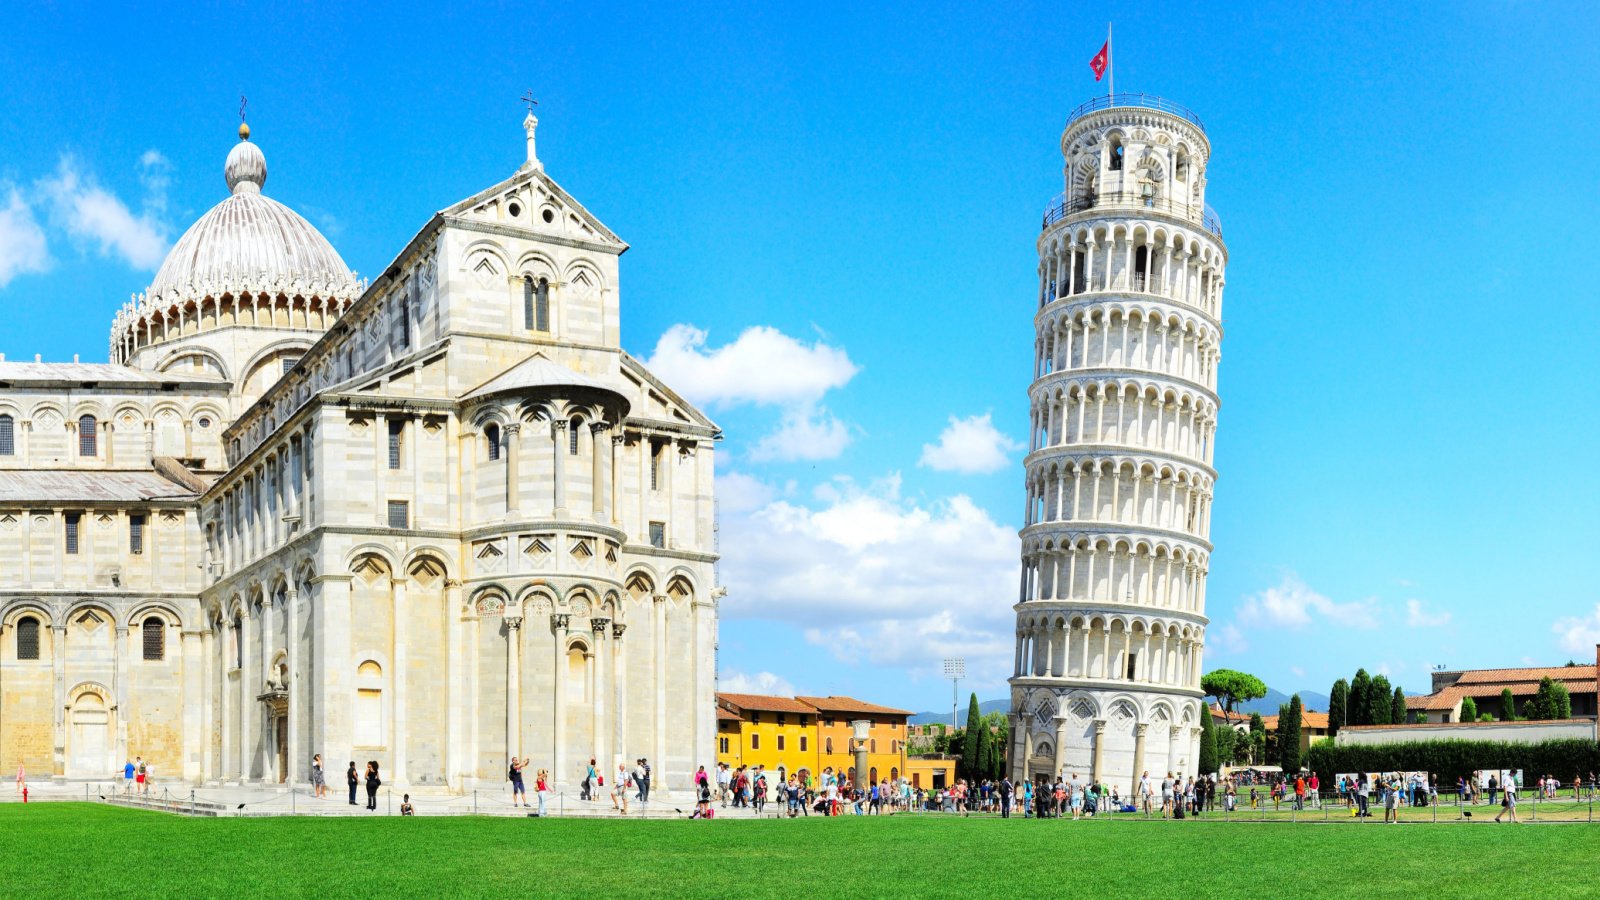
[
  {"left": 521, "top": 90, "right": 538, "bottom": 114},
  {"left": 240, "top": 95, "right": 248, "bottom": 123}
]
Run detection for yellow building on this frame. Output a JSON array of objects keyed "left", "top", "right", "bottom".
[
  {"left": 798, "top": 695, "right": 916, "bottom": 786},
  {"left": 715, "top": 693, "right": 820, "bottom": 780}
]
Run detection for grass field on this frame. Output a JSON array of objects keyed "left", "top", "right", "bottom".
[{"left": 5, "top": 804, "right": 1600, "bottom": 898}]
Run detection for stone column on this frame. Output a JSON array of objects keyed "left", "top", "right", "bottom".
[
  {"left": 391, "top": 576, "right": 408, "bottom": 784},
  {"left": 611, "top": 623, "right": 627, "bottom": 768},
  {"left": 1131, "top": 723, "right": 1148, "bottom": 790},
  {"left": 312, "top": 575, "right": 353, "bottom": 785},
  {"left": 504, "top": 424, "right": 521, "bottom": 517},
  {"left": 505, "top": 615, "right": 522, "bottom": 760},
  {"left": 113, "top": 624, "right": 129, "bottom": 767},
  {"left": 1014, "top": 714, "right": 1030, "bottom": 781},
  {"left": 551, "top": 613, "right": 570, "bottom": 787},
  {"left": 444, "top": 580, "right": 463, "bottom": 788},
  {"left": 610, "top": 434, "right": 625, "bottom": 526},
  {"left": 552, "top": 421, "right": 568, "bottom": 517},
  {"left": 283, "top": 587, "right": 301, "bottom": 783},
  {"left": 1091, "top": 720, "right": 1106, "bottom": 783},
  {"left": 52, "top": 625, "right": 66, "bottom": 776},
  {"left": 1052, "top": 714, "right": 1069, "bottom": 778},
  {"left": 590, "top": 617, "right": 609, "bottom": 776},
  {"left": 591, "top": 424, "right": 609, "bottom": 522},
  {"left": 653, "top": 595, "right": 668, "bottom": 791}
]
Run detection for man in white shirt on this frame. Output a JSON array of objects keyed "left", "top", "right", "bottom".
[
  {"left": 717, "top": 763, "right": 731, "bottom": 807},
  {"left": 1138, "top": 771, "right": 1152, "bottom": 814}
]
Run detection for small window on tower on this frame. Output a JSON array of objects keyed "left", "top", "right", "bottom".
[
  {"left": 388, "top": 419, "right": 404, "bottom": 470},
  {"left": 387, "top": 500, "right": 410, "bottom": 529},
  {"left": 648, "top": 521, "right": 665, "bottom": 549},
  {"left": 485, "top": 423, "right": 501, "bottom": 461},
  {"left": 0, "top": 414, "right": 13, "bottom": 456},
  {"left": 1109, "top": 137, "right": 1124, "bottom": 171},
  {"left": 129, "top": 513, "right": 146, "bottom": 555},
  {"left": 569, "top": 418, "right": 581, "bottom": 455},
  {"left": 142, "top": 619, "right": 165, "bottom": 661},
  {"left": 1126, "top": 653, "right": 1138, "bottom": 680}
]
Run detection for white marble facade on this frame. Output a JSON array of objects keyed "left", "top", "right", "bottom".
[
  {"left": 0, "top": 115, "right": 720, "bottom": 792},
  {"left": 1008, "top": 97, "right": 1227, "bottom": 793}
]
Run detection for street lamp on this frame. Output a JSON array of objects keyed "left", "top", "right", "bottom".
[{"left": 943, "top": 657, "right": 965, "bottom": 731}]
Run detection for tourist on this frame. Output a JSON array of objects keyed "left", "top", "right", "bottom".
[
  {"left": 1486, "top": 773, "right": 1499, "bottom": 807},
  {"left": 1308, "top": 773, "right": 1320, "bottom": 809},
  {"left": 122, "top": 758, "right": 134, "bottom": 794},
  {"left": 717, "top": 763, "right": 731, "bottom": 807},
  {"left": 691, "top": 772, "right": 712, "bottom": 818},
  {"left": 1293, "top": 774, "right": 1305, "bottom": 811},
  {"left": 535, "top": 768, "right": 550, "bottom": 817},
  {"left": 1494, "top": 775, "right": 1518, "bottom": 823},
  {"left": 347, "top": 760, "right": 359, "bottom": 806},
  {"left": 640, "top": 758, "right": 652, "bottom": 803},
  {"left": 999, "top": 776, "right": 1013, "bottom": 818},
  {"left": 1383, "top": 776, "right": 1399, "bottom": 824},
  {"left": 364, "top": 761, "right": 381, "bottom": 811},
  {"left": 583, "top": 758, "right": 597, "bottom": 800},
  {"left": 1161, "top": 773, "right": 1173, "bottom": 818},
  {"left": 1139, "top": 770, "right": 1153, "bottom": 815},
  {"left": 134, "top": 756, "right": 146, "bottom": 795},
  {"left": 400, "top": 794, "right": 414, "bottom": 816},
  {"left": 311, "top": 754, "right": 327, "bottom": 799},
  {"left": 510, "top": 757, "right": 529, "bottom": 808},
  {"left": 633, "top": 759, "right": 648, "bottom": 804},
  {"left": 143, "top": 761, "right": 155, "bottom": 793},
  {"left": 612, "top": 764, "right": 630, "bottom": 814},
  {"left": 693, "top": 765, "right": 709, "bottom": 809}
]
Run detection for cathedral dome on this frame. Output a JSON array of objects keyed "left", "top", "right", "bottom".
[{"left": 144, "top": 128, "right": 359, "bottom": 306}]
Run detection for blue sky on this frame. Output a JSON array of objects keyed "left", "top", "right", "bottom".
[{"left": 3, "top": 2, "right": 1598, "bottom": 712}]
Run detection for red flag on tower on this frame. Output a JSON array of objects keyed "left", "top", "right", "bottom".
[{"left": 1090, "top": 41, "right": 1109, "bottom": 81}]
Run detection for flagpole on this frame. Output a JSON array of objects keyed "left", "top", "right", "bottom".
[{"left": 1108, "top": 22, "right": 1114, "bottom": 99}]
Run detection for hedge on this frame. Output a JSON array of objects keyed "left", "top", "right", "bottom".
[{"left": 1305, "top": 738, "right": 1600, "bottom": 784}]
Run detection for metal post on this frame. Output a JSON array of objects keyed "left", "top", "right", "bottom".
[
  {"left": 191, "top": 790, "right": 196, "bottom": 816},
  {"left": 388, "top": 789, "right": 392, "bottom": 815},
  {"left": 292, "top": 787, "right": 296, "bottom": 815},
  {"left": 474, "top": 790, "right": 478, "bottom": 815}
]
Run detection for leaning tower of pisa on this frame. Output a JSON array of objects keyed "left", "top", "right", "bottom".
[{"left": 1008, "top": 95, "right": 1227, "bottom": 793}]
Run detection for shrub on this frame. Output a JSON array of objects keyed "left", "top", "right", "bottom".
[{"left": 1305, "top": 739, "right": 1600, "bottom": 785}]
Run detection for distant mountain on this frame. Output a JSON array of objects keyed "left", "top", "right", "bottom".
[
  {"left": 910, "top": 698, "right": 1008, "bottom": 725},
  {"left": 1230, "top": 687, "right": 1331, "bottom": 717},
  {"left": 908, "top": 687, "right": 1332, "bottom": 725}
]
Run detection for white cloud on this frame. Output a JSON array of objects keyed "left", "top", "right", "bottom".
[
  {"left": 718, "top": 670, "right": 798, "bottom": 696},
  {"left": 38, "top": 156, "right": 169, "bottom": 270},
  {"left": 716, "top": 472, "right": 775, "bottom": 515},
  {"left": 918, "top": 413, "right": 1023, "bottom": 475},
  {"left": 1553, "top": 604, "right": 1600, "bottom": 655},
  {"left": 1405, "top": 599, "right": 1451, "bottom": 628},
  {"left": 1290, "top": 665, "right": 1306, "bottom": 678},
  {"left": 1208, "top": 622, "right": 1248, "bottom": 655},
  {"left": 748, "top": 406, "right": 852, "bottom": 461},
  {"left": 137, "top": 149, "right": 172, "bottom": 216},
  {"left": 1237, "top": 573, "right": 1379, "bottom": 630},
  {"left": 719, "top": 474, "right": 1019, "bottom": 683},
  {"left": 0, "top": 188, "right": 50, "bottom": 287},
  {"left": 645, "top": 324, "right": 859, "bottom": 409}
]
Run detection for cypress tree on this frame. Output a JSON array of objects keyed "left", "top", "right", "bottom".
[
  {"left": 1460, "top": 696, "right": 1478, "bottom": 722},
  {"left": 1369, "top": 675, "right": 1393, "bottom": 725},
  {"left": 1391, "top": 687, "right": 1407, "bottom": 725},
  {"left": 1199, "top": 706, "right": 1218, "bottom": 774},
  {"left": 1278, "top": 694, "right": 1303, "bottom": 773},
  {"left": 1349, "top": 669, "right": 1372, "bottom": 726},
  {"left": 960, "top": 693, "right": 983, "bottom": 780},
  {"left": 1499, "top": 688, "right": 1517, "bottom": 721},
  {"left": 1328, "top": 678, "right": 1349, "bottom": 737}
]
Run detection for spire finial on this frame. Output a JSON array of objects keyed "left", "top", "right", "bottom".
[
  {"left": 521, "top": 90, "right": 542, "bottom": 171},
  {"left": 239, "top": 95, "right": 250, "bottom": 141}
]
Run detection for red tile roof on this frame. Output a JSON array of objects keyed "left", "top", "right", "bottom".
[
  {"left": 1259, "top": 711, "right": 1330, "bottom": 731},
  {"left": 1454, "top": 665, "right": 1596, "bottom": 685},
  {"left": 716, "top": 693, "right": 818, "bottom": 715},
  {"left": 794, "top": 695, "right": 914, "bottom": 717}
]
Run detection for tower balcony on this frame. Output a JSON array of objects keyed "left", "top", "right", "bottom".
[
  {"left": 1043, "top": 191, "right": 1222, "bottom": 240},
  {"left": 1064, "top": 93, "right": 1208, "bottom": 133}
]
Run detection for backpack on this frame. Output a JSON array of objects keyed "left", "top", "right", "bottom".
[{"left": 509, "top": 764, "right": 517, "bottom": 781}]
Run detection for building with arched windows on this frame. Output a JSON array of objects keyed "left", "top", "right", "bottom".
[
  {"left": 0, "top": 112, "right": 721, "bottom": 792},
  {"left": 1008, "top": 95, "right": 1227, "bottom": 793}
]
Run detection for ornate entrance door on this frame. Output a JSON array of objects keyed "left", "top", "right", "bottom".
[{"left": 275, "top": 717, "right": 288, "bottom": 783}]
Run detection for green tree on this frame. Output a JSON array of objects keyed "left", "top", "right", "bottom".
[
  {"left": 1499, "top": 688, "right": 1517, "bottom": 721},
  {"left": 960, "top": 693, "right": 983, "bottom": 780},
  {"left": 984, "top": 712, "right": 1011, "bottom": 778},
  {"left": 1527, "top": 677, "right": 1572, "bottom": 721},
  {"left": 1199, "top": 706, "right": 1219, "bottom": 774},
  {"left": 1349, "top": 669, "right": 1373, "bottom": 726},
  {"left": 1460, "top": 696, "right": 1478, "bottom": 722},
  {"left": 1555, "top": 683, "right": 1572, "bottom": 719},
  {"left": 1391, "top": 687, "right": 1407, "bottom": 725},
  {"left": 1251, "top": 729, "right": 1267, "bottom": 765},
  {"left": 1328, "top": 678, "right": 1349, "bottom": 737},
  {"left": 1369, "top": 675, "right": 1393, "bottom": 725},
  {"left": 1201, "top": 669, "right": 1268, "bottom": 728},
  {"left": 1278, "top": 695, "right": 1303, "bottom": 773}
]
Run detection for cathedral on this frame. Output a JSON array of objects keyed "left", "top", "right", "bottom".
[{"left": 0, "top": 112, "right": 721, "bottom": 792}]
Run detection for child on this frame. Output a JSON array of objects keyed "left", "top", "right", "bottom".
[{"left": 400, "top": 794, "right": 414, "bottom": 816}]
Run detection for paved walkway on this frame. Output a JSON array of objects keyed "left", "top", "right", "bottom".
[{"left": 0, "top": 780, "right": 776, "bottom": 819}]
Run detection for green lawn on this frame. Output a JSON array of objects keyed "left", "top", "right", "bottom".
[{"left": 5, "top": 803, "right": 1600, "bottom": 898}]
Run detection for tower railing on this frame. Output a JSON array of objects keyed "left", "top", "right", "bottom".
[
  {"left": 1043, "top": 192, "right": 1223, "bottom": 240},
  {"left": 1064, "top": 93, "right": 1206, "bottom": 132}
]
